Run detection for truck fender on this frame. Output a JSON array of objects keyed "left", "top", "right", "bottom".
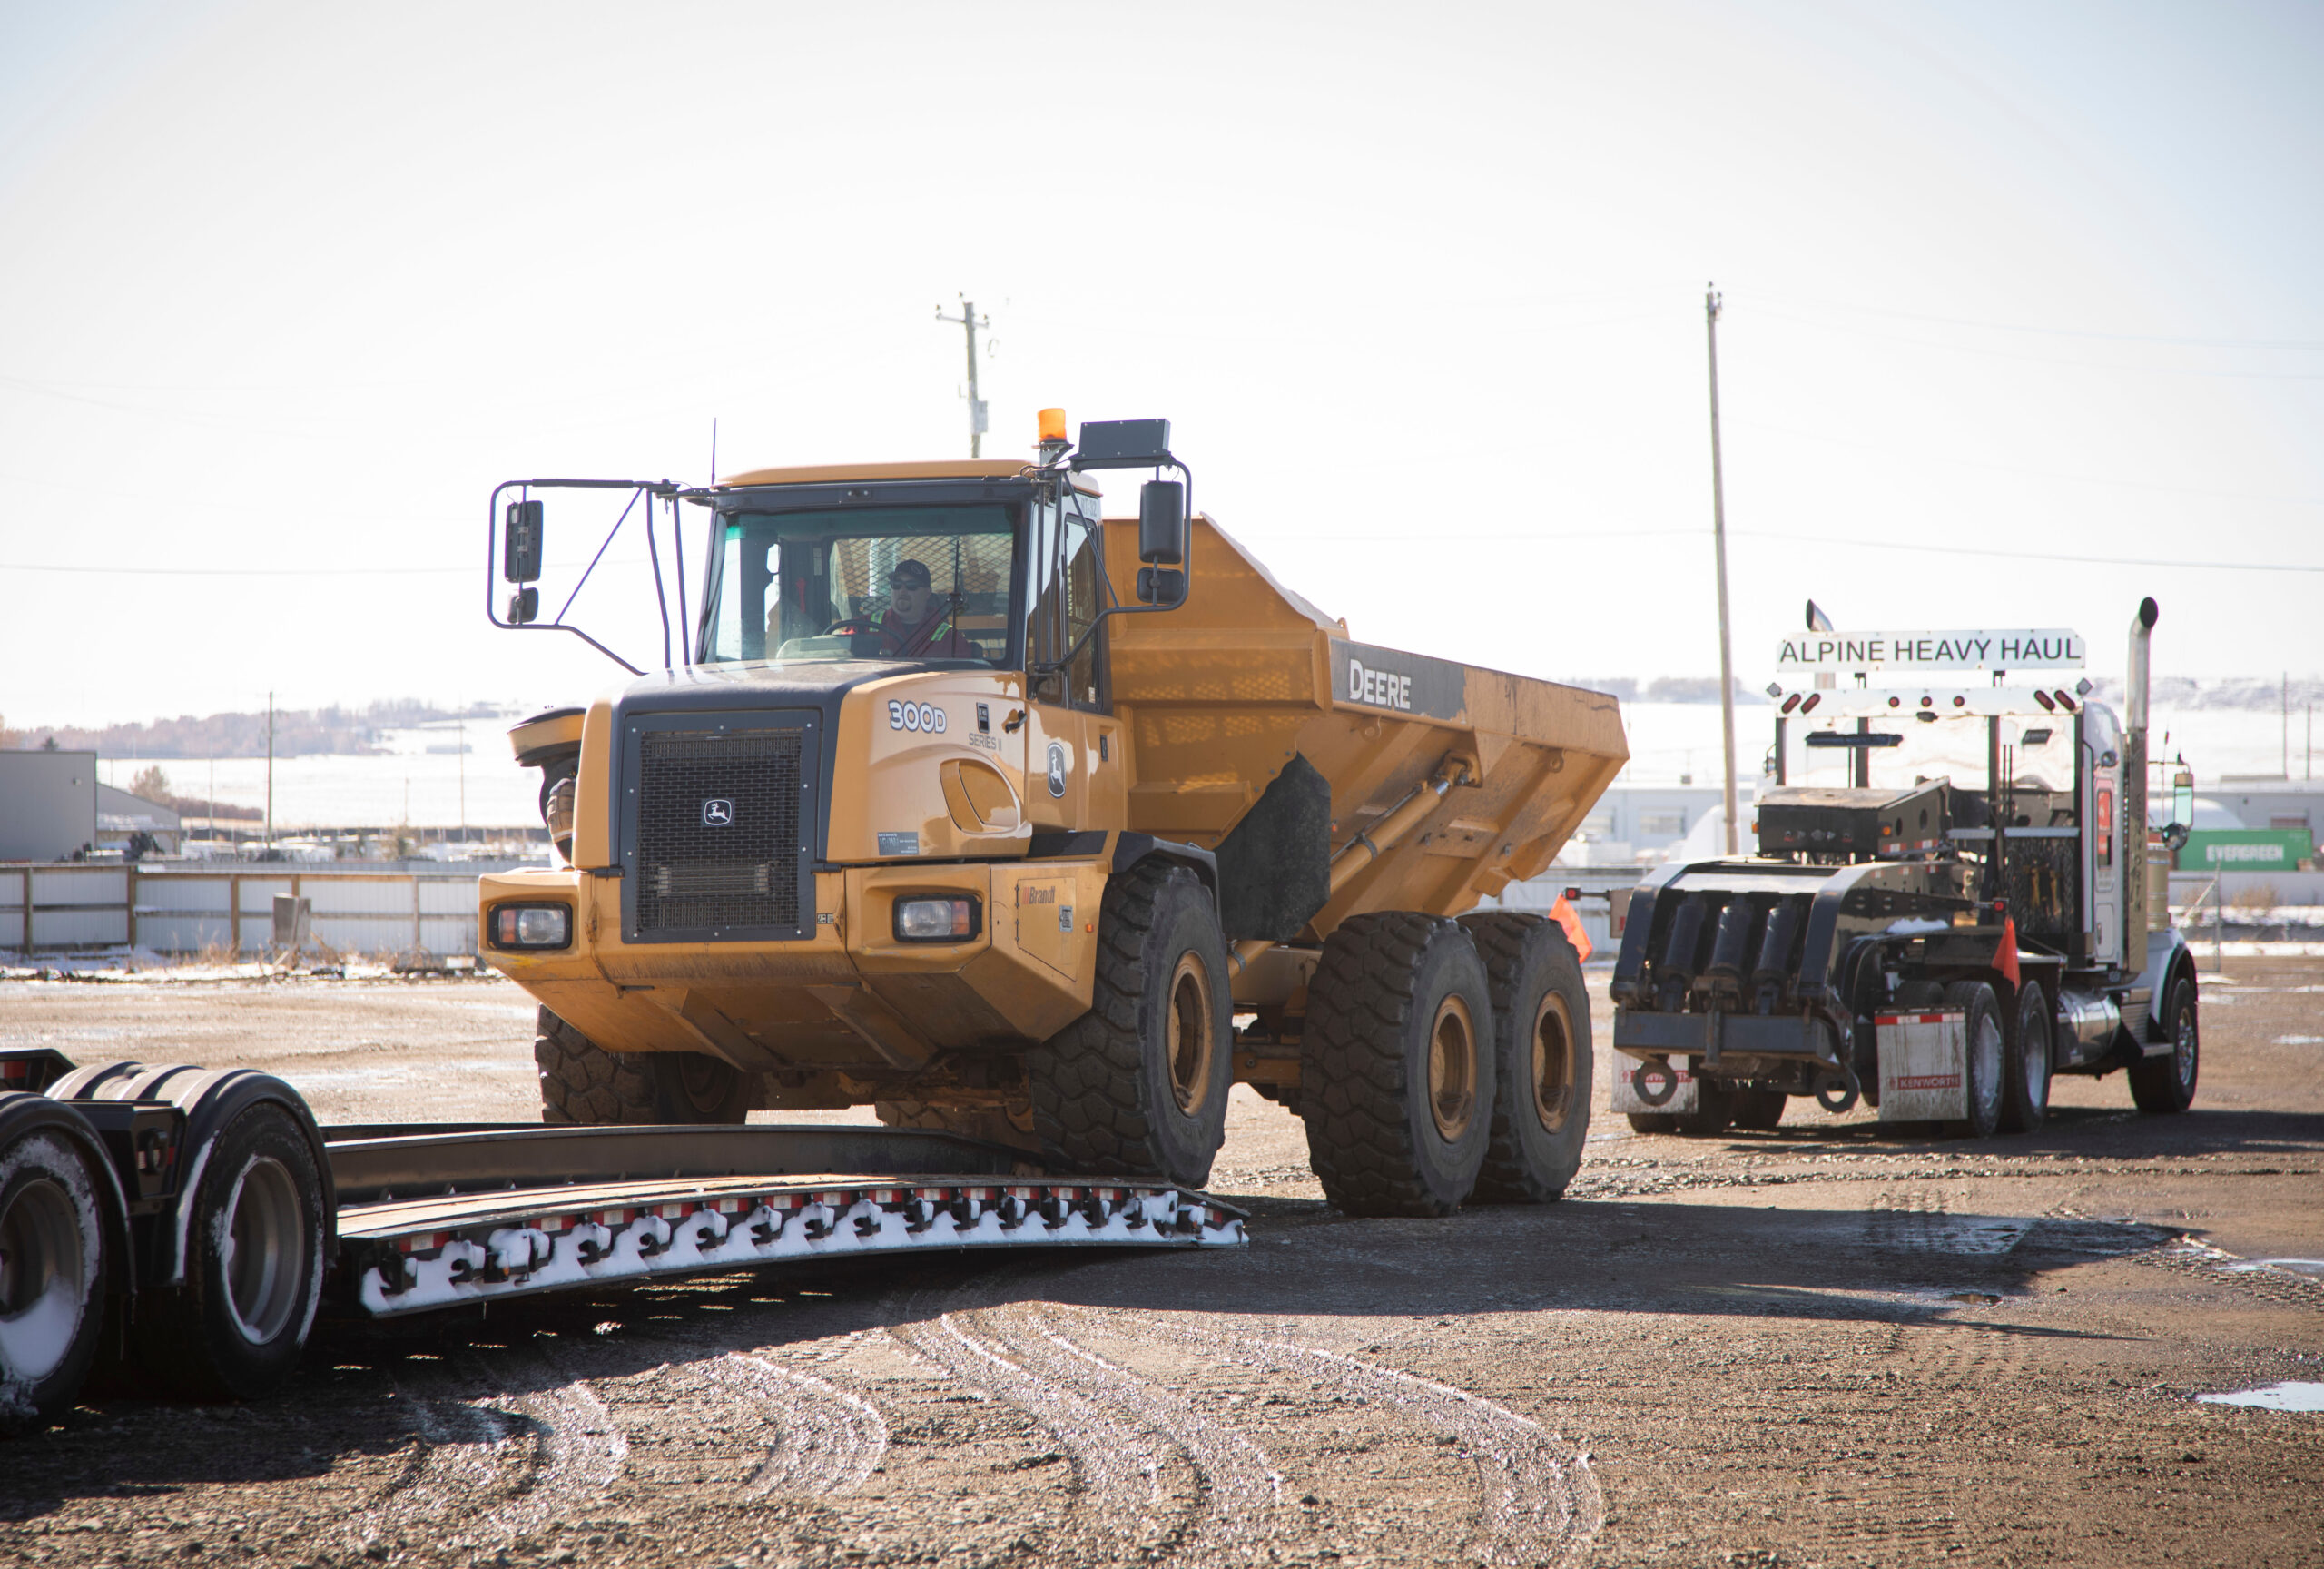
[
  {"left": 0, "top": 1090, "right": 135, "bottom": 1298},
  {"left": 89, "top": 1067, "right": 336, "bottom": 1287},
  {"left": 1112, "top": 833, "right": 1222, "bottom": 929}
]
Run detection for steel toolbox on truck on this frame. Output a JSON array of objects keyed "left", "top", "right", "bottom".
[{"left": 478, "top": 412, "right": 1627, "bottom": 1222}]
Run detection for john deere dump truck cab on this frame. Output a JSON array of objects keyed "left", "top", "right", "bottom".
[
  {"left": 1610, "top": 601, "right": 2201, "bottom": 1139},
  {"left": 476, "top": 413, "right": 1630, "bottom": 1213}
]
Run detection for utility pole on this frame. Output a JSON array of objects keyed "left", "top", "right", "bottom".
[
  {"left": 934, "top": 296, "right": 991, "bottom": 457},
  {"left": 265, "top": 692, "right": 274, "bottom": 846},
  {"left": 1706, "top": 285, "right": 1740, "bottom": 854}
]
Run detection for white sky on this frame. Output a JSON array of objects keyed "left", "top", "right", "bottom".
[{"left": 2, "top": 0, "right": 2319, "bottom": 733}]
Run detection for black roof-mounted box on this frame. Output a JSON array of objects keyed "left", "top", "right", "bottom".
[{"left": 1072, "top": 419, "right": 1173, "bottom": 469}]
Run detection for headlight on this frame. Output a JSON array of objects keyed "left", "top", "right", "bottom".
[
  {"left": 491, "top": 903, "right": 572, "bottom": 950},
  {"left": 893, "top": 896, "right": 980, "bottom": 942}
]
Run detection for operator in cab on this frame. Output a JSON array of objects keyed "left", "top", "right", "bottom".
[{"left": 872, "top": 558, "right": 979, "bottom": 658}]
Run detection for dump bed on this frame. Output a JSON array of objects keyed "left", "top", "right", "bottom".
[{"left": 1103, "top": 517, "right": 1626, "bottom": 933}]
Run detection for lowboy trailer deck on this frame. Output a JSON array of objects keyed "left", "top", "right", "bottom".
[{"left": 0, "top": 1048, "right": 1240, "bottom": 1431}]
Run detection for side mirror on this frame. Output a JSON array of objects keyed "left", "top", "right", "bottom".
[
  {"left": 504, "top": 499, "right": 544, "bottom": 583},
  {"left": 2162, "top": 822, "right": 2190, "bottom": 853},
  {"left": 507, "top": 587, "right": 539, "bottom": 626},
  {"left": 1137, "top": 479, "right": 1186, "bottom": 566}
]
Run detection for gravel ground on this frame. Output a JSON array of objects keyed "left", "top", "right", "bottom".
[{"left": 0, "top": 958, "right": 2318, "bottom": 1568}]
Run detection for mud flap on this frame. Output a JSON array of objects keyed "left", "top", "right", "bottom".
[
  {"left": 1612, "top": 1059, "right": 1699, "bottom": 1117},
  {"left": 1876, "top": 1011, "right": 1966, "bottom": 1121}
]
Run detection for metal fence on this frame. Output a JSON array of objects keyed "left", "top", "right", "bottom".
[{"left": 0, "top": 863, "right": 499, "bottom": 959}]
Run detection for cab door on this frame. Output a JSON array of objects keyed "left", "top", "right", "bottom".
[{"left": 1021, "top": 492, "right": 1125, "bottom": 834}]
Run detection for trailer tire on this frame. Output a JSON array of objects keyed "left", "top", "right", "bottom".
[
  {"left": 0, "top": 1123, "right": 112, "bottom": 1434},
  {"left": 1999, "top": 981, "right": 2052, "bottom": 1133},
  {"left": 536, "top": 1008, "right": 656, "bottom": 1125},
  {"left": 1732, "top": 1090, "right": 1787, "bottom": 1131},
  {"left": 1458, "top": 913, "right": 1591, "bottom": 1203},
  {"left": 875, "top": 1099, "right": 1040, "bottom": 1155},
  {"left": 2129, "top": 976, "right": 2199, "bottom": 1115},
  {"left": 132, "top": 1100, "right": 324, "bottom": 1402},
  {"left": 1672, "top": 1080, "right": 1736, "bottom": 1137},
  {"left": 1028, "top": 861, "right": 1232, "bottom": 1188},
  {"left": 1625, "top": 1112, "right": 1679, "bottom": 1135},
  {"left": 648, "top": 1052, "right": 752, "bottom": 1125},
  {"left": 1941, "top": 981, "right": 2004, "bottom": 1139},
  {"left": 1301, "top": 913, "right": 1496, "bottom": 1217}
]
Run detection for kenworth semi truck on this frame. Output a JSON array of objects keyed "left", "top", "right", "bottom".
[
  {"left": 1609, "top": 601, "right": 2200, "bottom": 1137},
  {"left": 475, "top": 413, "right": 1626, "bottom": 1219}
]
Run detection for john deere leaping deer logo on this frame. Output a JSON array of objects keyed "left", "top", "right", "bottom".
[
  {"left": 1045, "top": 742, "right": 1067, "bottom": 798},
  {"left": 701, "top": 798, "right": 734, "bottom": 827}
]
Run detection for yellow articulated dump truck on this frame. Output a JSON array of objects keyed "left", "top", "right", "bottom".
[{"left": 478, "top": 414, "right": 1627, "bottom": 1216}]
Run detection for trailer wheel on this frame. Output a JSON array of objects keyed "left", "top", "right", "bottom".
[
  {"left": 1732, "top": 1090, "right": 1787, "bottom": 1131},
  {"left": 1624, "top": 1112, "right": 1679, "bottom": 1135},
  {"left": 0, "top": 1129, "right": 111, "bottom": 1434},
  {"left": 132, "top": 1101, "right": 324, "bottom": 1401},
  {"left": 1941, "top": 981, "right": 2004, "bottom": 1139},
  {"left": 1672, "top": 1080, "right": 1736, "bottom": 1137},
  {"left": 1301, "top": 913, "right": 1496, "bottom": 1217},
  {"left": 1028, "top": 861, "right": 1232, "bottom": 1187},
  {"left": 1998, "top": 981, "right": 2052, "bottom": 1133},
  {"left": 2129, "top": 976, "right": 2199, "bottom": 1115},
  {"left": 1458, "top": 913, "right": 1592, "bottom": 1203},
  {"left": 875, "top": 1099, "right": 1040, "bottom": 1155},
  {"left": 536, "top": 1008, "right": 655, "bottom": 1124},
  {"left": 649, "top": 1052, "right": 752, "bottom": 1124}
]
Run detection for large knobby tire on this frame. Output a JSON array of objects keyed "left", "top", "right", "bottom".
[
  {"left": 1672, "top": 1077, "right": 1737, "bottom": 1137},
  {"left": 1731, "top": 1089, "right": 1787, "bottom": 1131},
  {"left": 0, "top": 1128, "right": 112, "bottom": 1434},
  {"left": 1999, "top": 979, "right": 2053, "bottom": 1133},
  {"left": 1942, "top": 980, "right": 2005, "bottom": 1139},
  {"left": 536, "top": 1009, "right": 749, "bottom": 1124},
  {"left": 1028, "top": 862, "right": 1233, "bottom": 1188},
  {"left": 132, "top": 1101, "right": 325, "bottom": 1401},
  {"left": 875, "top": 1099, "right": 1041, "bottom": 1156},
  {"left": 2130, "top": 976, "right": 2200, "bottom": 1114},
  {"left": 1459, "top": 913, "right": 1591, "bottom": 1203},
  {"left": 1301, "top": 913, "right": 1497, "bottom": 1218}
]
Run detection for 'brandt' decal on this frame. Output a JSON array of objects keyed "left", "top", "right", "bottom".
[{"left": 1330, "top": 638, "right": 1467, "bottom": 722}]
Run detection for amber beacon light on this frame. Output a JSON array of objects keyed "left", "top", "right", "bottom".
[{"left": 1038, "top": 407, "right": 1068, "bottom": 445}]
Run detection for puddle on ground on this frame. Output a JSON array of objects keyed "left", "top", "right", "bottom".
[
  {"left": 2223, "top": 1258, "right": 2324, "bottom": 1280},
  {"left": 2274, "top": 1035, "right": 2323, "bottom": 1045},
  {"left": 2196, "top": 1381, "right": 2324, "bottom": 1412}
]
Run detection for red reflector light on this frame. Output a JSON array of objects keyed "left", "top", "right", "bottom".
[
  {"left": 2054, "top": 689, "right": 2078, "bottom": 712},
  {"left": 2033, "top": 690, "right": 2056, "bottom": 711},
  {"left": 1800, "top": 694, "right": 1821, "bottom": 714},
  {"left": 1953, "top": 696, "right": 1966, "bottom": 707},
  {"left": 1780, "top": 694, "right": 1801, "bottom": 714},
  {"left": 1887, "top": 696, "right": 1900, "bottom": 708}
]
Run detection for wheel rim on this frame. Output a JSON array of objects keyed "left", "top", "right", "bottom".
[
  {"left": 1426, "top": 995, "right": 1478, "bottom": 1142},
  {"left": 1972, "top": 1012, "right": 2004, "bottom": 1123},
  {"left": 1166, "top": 952, "right": 1216, "bottom": 1116},
  {"left": 2022, "top": 1001, "right": 2050, "bottom": 1107},
  {"left": 1531, "top": 992, "right": 1575, "bottom": 1135},
  {"left": 0, "top": 1177, "right": 86, "bottom": 1382},
  {"left": 678, "top": 1055, "right": 731, "bottom": 1114},
  {"left": 222, "top": 1157, "right": 303, "bottom": 1346},
  {"left": 2175, "top": 1002, "right": 2198, "bottom": 1087}
]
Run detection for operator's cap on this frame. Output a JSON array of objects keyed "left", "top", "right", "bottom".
[{"left": 888, "top": 558, "right": 932, "bottom": 588}]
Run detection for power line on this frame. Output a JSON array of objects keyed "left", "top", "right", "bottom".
[
  {"left": 1745, "top": 291, "right": 2324, "bottom": 352},
  {"left": 1746, "top": 304, "right": 2324, "bottom": 382}
]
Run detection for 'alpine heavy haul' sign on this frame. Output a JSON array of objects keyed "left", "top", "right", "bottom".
[{"left": 1776, "top": 630, "right": 2085, "bottom": 673}]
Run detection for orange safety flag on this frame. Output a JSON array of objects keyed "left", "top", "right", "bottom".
[
  {"left": 1551, "top": 894, "right": 1594, "bottom": 963},
  {"left": 1993, "top": 914, "right": 2020, "bottom": 991}
]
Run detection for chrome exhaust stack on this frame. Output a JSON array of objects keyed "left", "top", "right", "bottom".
[{"left": 2122, "top": 597, "right": 2159, "bottom": 973}]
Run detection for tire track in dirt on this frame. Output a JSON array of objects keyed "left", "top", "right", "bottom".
[
  {"left": 344, "top": 1346, "right": 626, "bottom": 1554},
  {"left": 888, "top": 1298, "right": 1181, "bottom": 1562},
  {"left": 702, "top": 1351, "right": 890, "bottom": 1497},
  {"left": 1096, "top": 1310, "right": 1602, "bottom": 1569},
  {"left": 963, "top": 1302, "right": 1284, "bottom": 1564}
]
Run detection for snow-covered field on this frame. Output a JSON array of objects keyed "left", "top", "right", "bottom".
[{"left": 94, "top": 701, "right": 2318, "bottom": 830}]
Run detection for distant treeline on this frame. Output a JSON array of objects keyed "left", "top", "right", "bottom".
[{"left": 0, "top": 699, "right": 504, "bottom": 759}]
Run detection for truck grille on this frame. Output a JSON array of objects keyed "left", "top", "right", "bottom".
[{"left": 632, "top": 727, "right": 808, "bottom": 936}]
